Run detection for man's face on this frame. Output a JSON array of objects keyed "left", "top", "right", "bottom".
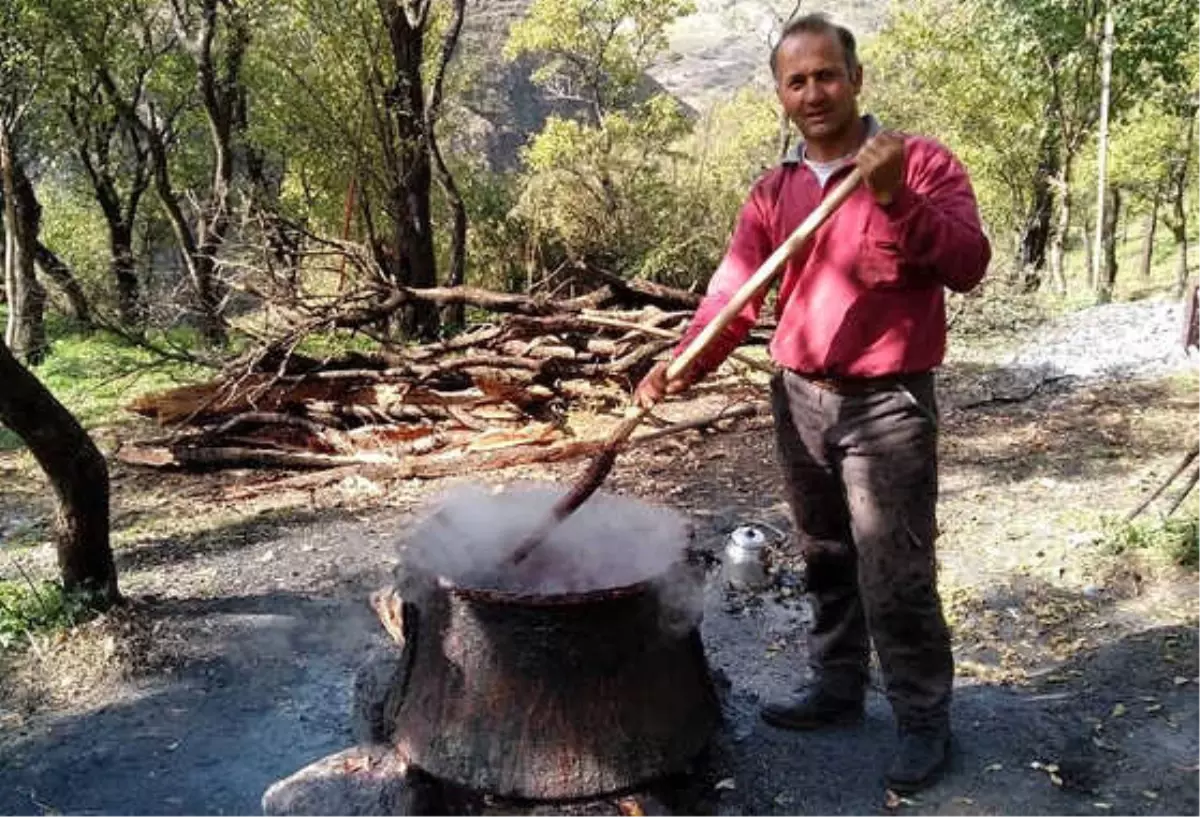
[{"left": 774, "top": 31, "right": 863, "bottom": 145}]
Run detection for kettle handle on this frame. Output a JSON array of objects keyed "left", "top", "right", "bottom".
[{"left": 745, "top": 520, "right": 790, "bottom": 547}]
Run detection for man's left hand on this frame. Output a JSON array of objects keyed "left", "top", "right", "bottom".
[{"left": 857, "top": 132, "right": 906, "bottom": 207}]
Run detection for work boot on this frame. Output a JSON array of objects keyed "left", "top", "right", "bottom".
[
  {"left": 759, "top": 687, "right": 864, "bottom": 730},
  {"left": 885, "top": 728, "right": 951, "bottom": 794}
]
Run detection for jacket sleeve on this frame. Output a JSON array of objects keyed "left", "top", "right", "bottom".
[
  {"left": 881, "top": 141, "right": 990, "bottom": 293},
  {"left": 671, "top": 182, "right": 775, "bottom": 379}
]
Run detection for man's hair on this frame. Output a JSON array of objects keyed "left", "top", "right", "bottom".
[{"left": 769, "top": 13, "right": 859, "bottom": 78}]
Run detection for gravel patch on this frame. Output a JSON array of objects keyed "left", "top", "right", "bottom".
[{"left": 1008, "top": 298, "right": 1197, "bottom": 383}]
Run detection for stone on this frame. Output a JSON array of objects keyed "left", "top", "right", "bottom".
[
  {"left": 350, "top": 645, "right": 410, "bottom": 744},
  {"left": 261, "top": 745, "right": 412, "bottom": 816}
]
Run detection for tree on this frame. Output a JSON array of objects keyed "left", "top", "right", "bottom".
[
  {"left": 61, "top": 55, "right": 154, "bottom": 328},
  {"left": 1, "top": 1, "right": 51, "bottom": 364},
  {"left": 506, "top": 0, "right": 705, "bottom": 281},
  {"left": 867, "top": 0, "right": 1194, "bottom": 292},
  {"left": 720, "top": 0, "right": 804, "bottom": 158},
  {"left": 865, "top": 0, "right": 1048, "bottom": 281},
  {"left": 1155, "top": 45, "right": 1199, "bottom": 296},
  {"left": 376, "top": 0, "right": 468, "bottom": 339},
  {"left": 999, "top": 0, "right": 1193, "bottom": 290},
  {"left": 1092, "top": 0, "right": 1114, "bottom": 301},
  {"left": 254, "top": 0, "right": 468, "bottom": 339},
  {"left": 0, "top": 340, "right": 119, "bottom": 605},
  {"left": 62, "top": 0, "right": 252, "bottom": 345}
]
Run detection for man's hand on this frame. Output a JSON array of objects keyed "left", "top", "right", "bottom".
[
  {"left": 633, "top": 360, "right": 696, "bottom": 409},
  {"left": 857, "top": 131, "right": 906, "bottom": 206}
]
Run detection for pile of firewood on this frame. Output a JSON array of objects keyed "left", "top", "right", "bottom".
[{"left": 117, "top": 280, "right": 773, "bottom": 476}]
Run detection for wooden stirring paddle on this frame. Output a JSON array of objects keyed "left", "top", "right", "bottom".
[{"left": 509, "top": 168, "right": 864, "bottom": 566}]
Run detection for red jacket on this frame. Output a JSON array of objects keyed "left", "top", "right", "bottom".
[{"left": 675, "top": 133, "right": 990, "bottom": 379}]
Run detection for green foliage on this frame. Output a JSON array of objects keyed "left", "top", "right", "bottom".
[
  {"left": 38, "top": 178, "right": 111, "bottom": 292},
  {"left": 514, "top": 88, "right": 780, "bottom": 288},
  {"left": 505, "top": 0, "right": 780, "bottom": 289},
  {"left": 865, "top": 0, "right": 1197, "bottom": 262},
  {"left": 863, "top": 0, "right": 1047, "bottom": 236},
  {"left": 453, "top": 161, "right": 529, "bottom": 293},
  {"left": 505, "top": 0, "right": 695, "bottom": 115},
  {"left": 27, "top": 319, "right": 209, "bottom": 430},
  {"left": 0, "top": 579, "right": 97, "bottom": 651},
  {"left": 1101, "top": 513, "right": 1199, "bottom": 570}
]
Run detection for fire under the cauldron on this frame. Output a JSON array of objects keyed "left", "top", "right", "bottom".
[{"left": 387, "top": 483, "right": 722, "bottom": 802}]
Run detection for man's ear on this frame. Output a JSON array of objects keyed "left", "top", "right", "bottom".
[{"left": 851, "top": 64, "right": 864, "bottom": 94}]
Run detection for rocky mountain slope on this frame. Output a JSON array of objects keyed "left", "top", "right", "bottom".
[
  {"left": 651, "top": 0, "right": 892, "bottom": 109},
  {"left": 457, "top": 0, "right": 893, "bottom": 167}
]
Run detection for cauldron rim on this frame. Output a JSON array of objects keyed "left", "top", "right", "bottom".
[{"left": 435, "top": 573, "right": 656, "bottom": 606}]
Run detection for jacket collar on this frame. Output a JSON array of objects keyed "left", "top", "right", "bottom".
[{"left": 781, "top": 114, "right": 883, "bottom": 165}]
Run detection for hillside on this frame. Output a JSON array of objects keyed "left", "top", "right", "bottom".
[
  {"left": 652, "top": 0, "right": 892, "bottom": 109},
  {"left": 457, "top": 0, "right": 893, "bottom": 168}
]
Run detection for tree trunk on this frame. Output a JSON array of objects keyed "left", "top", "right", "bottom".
[
  {"left": 0, "top": 339, "right": 119, "bottom": 604},
  {"left": 35, "top": 241, "right": 92, "bottom": 325},
  {"left": 1048, "top": 161, "right": 1073, "bottom": 295},
  {"left": 108, "top": 221, "right": 143, "bottom": 326},
  {"left": 380, "top": 2, "right": 440, "bottom": 341},
  {"left": 1, "top": 130, "right": 47, "bottom": 365},
  {"left": 391, "top": 567, "right": 718, "bottom": 800},
  {"left": 1097, "top": 187, "right": 1121, "bottom": 304},
  {"left": 1140, "top": 190, "right": 1160, "bottom": 279},
  {"left": 66, "top": 75, "right": 150, "bottom": 329},
  {"left": 1168, "top": 110, "right": 1194, "bottom": 297},
  {"left": 1018, "top": 125, "right": 1058, "bottom": 291},
  {"left": 1092, "top": 1, "right": 1114, "bottom": 294},
  {"left": 777, "top": 110, "right": 793, "bottom": 160},
  {"left": 424, "top": 0, "right": 468, "bottom": 332}
]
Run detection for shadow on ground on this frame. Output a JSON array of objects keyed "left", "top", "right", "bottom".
[
  {"left": 0, "top": 587, "right": 391, "bottom": 816},
  {"left": 939, "top": 364, "right": 1194, "bottom": 486},
  {"left": 695, "top": 606, "right": 1199, "bottom": 817},
  {"left": 114, "top": 506, "right": 366, "bottom": 574}
]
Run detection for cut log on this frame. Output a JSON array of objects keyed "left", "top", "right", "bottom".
[
  {"left": 391, "top": 566, "right": 719, "bottom": 799},
  {"left": 334, "top": 285, "right": 620, "bottom": 327}
]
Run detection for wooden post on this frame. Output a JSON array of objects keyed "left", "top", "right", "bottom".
[{"left": 1092, "top": 1, "right": 1114, "bottom": 299}]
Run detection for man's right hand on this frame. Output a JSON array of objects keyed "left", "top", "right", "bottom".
[{"left": 633, "top": 360, "right": 696, "bottom": 409}]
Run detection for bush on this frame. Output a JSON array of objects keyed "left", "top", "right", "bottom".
[
  {"left": 511, "top": 88, "right": 779, "bottom": 290},
  {"left": 1101, "top": 513, "right": 1199, "bottom": 569},
  {"left": 0, "top": 579, "right": 97, "bottom": 651}
]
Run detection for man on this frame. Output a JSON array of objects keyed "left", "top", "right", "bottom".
[{"left": 634, "top": 14, "right": 990, "bottom": 794}]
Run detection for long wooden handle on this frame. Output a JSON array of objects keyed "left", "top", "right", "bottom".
[
  {"left": 666, "top": 167, "right": 863, "bottom": 384},
  {"left": 603, "top": 166, "right": 866, "bottom": 450},
  {"left": 509, "top": 169, "right": 863, "bottom": 565}
]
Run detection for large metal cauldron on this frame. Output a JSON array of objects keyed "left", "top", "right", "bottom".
[{"left": 390, "top": 561, "right": 720, "bottom": 801}]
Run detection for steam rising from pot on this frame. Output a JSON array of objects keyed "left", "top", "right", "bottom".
[{"left": 397, "top": 482, "right": 694, "bottom": 596}]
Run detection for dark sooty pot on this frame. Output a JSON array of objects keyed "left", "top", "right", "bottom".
[{"left": 391, "top": 563, "right": 720, "bottom": 801}]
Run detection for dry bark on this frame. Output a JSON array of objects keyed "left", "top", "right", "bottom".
[{"left": 0, "top": 340, "right": 119, "bottom": 603}]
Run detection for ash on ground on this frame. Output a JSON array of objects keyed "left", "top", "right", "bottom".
[
  {"left": 397, "top": 482, "right": 693, "bottom": 595},
  {"left": 1008, "top": 298, "right": 1198, "bottom": 382}
]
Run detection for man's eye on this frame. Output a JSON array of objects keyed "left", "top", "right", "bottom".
[
  {"left": 789, "top": 77, "right": 806, "bottom": 88},
  {"left": 815, "top": 70, "right": 836, "bottom": 82}
]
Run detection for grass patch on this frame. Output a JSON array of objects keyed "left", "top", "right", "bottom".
[
  {"left": 34, "top": 331, "right": 210, "bottom": 430},
  {"left": 1100, "top": 513, "right": 1199, "bottom": 569},
  {"left": 294, "top": 328, "right": 382, "bottom": 359},
  {"left": 0, "top": 322, "right": 208, "bottom": 442},
  {"left": 0, "top": 579, "right": 99, "bottom": 651}
]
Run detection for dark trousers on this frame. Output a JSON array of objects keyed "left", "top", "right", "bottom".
[{"left": 770, "top": 370, "right": 953, "bottom": 732}]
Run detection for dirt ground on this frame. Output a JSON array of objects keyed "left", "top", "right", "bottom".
[{"left": 0, "top": 360, "right": 1196, "bottom": 816}]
